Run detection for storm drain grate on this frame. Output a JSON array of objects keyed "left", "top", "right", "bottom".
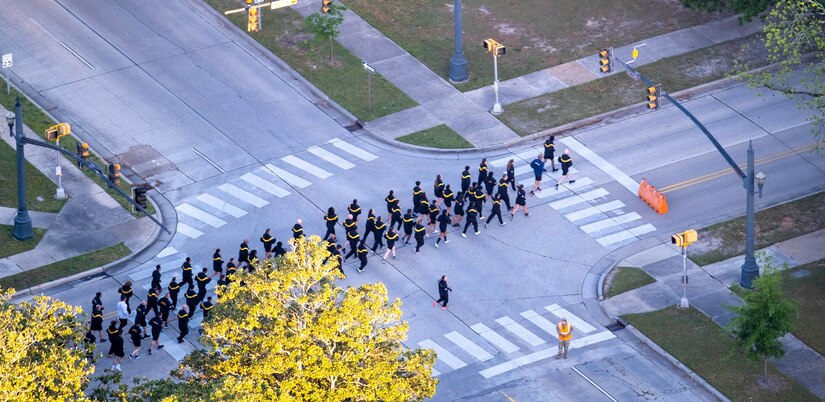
[{"left": 605, "top": 320, "right": 626, "bottom": 332}]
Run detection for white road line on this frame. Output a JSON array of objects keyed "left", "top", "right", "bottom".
[
  {"left": 243, "top": 172, "right": 292, "bottom": 197},
  {"left": 564, "top": 200, "right": 625, "bottom": 222},
  {"left": 176, "top": 222, "right": 204, "bottom": 239},
  {"left": 328, "top": 138, "right": 377, "bottom": 161},
  {"left": 176, "top": 203, "right": 227, "bottom": 228},
  {"left": 432, "top": 367, "right": 442, "bottom": 377},
  {"left": 535, "top": 177, "right": 594, "bottom": 199},
  {"left": 129, "top": 262, "right": 187, "bottom": 283},
  {"left": 307, "top": 146, "right": 356, "bottom": 170},
  {"left": 157, "top": 247, "right": 178, "bottom": 259},
  {"left": 514, "top": 164, "right": 532, "bottom": 176},
  {"left": 157, "top": 331, "right": 187, "bottom": 361},
  {"left": 549, "top": 188, "right": 610, "bottom": 210},
  {"left": 581, "top": 212, "right": 641, "bottom": 234},
  {"left": 520, "top": 310, "right": 557, "bottom": 336},
  {"left": 559, "top": 137, "right": 638, "bottom": 194},
  {"left": 545, "top": 304, "right": 596, "bottom": 333},
  {"left": 444, "top": 332, "right": 494, "bottom": 362},
  {"left": 471, "top": 323, "right": 520, "bottom": 354},
  {"left": 596, "top": 223, "right": 657, "bottom": 246},
  {"left": 217, "top": 183, "right": 270, "bottom": 207},
  {"left": 572, "top": 366, "right": 620, "bottom": 402},
  {"left": 418, "top": 339, "right": 467, "bottom": 370},
  {"left": 196, "top": 194, "right": 247, "bottom": 218},
  {"left": 491, "top": 149, "right": 539, "bottom": 167},
  {"left": 282, "top": 155, "right": 333, "bottom": 179},
  {"left": 261, "top": 164, "right": 312, "bottom": 188},
  {"left": 478, "top": 331, "right": 617, "bottom": 378},
  {"left": 495, "top": 316, "right": 545, "bottom": 347}
]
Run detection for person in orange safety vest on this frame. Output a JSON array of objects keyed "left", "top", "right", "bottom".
[{"left": 556, "top": 317, "right": 573, "bottom": 359}]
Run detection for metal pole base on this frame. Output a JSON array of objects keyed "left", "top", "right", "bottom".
[
  {"left": 491, "top": 102, "right": 503, "bottom": 115},
  {"left": 13, "top": 213, "right": 33, "bottom": 240},
  {"left": 55, "top": 187, "right": 67, "bottom": 199},
  {"left": 449, "top": 52, "right": 469, "bottom": 84},
  {"left": 679, "top": 297, "right": 689, "bottom": 309}
]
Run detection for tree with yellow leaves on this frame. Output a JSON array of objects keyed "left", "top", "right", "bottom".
[
  {"left": 0, "top": 289, "right": 94, "bottom": 401},
  {"left": 97, "top": 236, "right": 437, "bottom": 401}
]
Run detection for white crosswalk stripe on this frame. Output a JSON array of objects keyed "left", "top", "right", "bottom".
[
  {"left": 217, "top": 183, "right": 269, "bottom": 207},
  {"left": 581, "top": 212, "right": 641, "bottom": 234},
  {"left": 242, "top": 172, "right": 292, "bottom": 197},
  {"left": 545, "top": 304, "right": 597, "bottom": 333},
  {"left": 157, "top": 247, "right": 178, "bottom": 259},
  {"left": 307, "top": 146, "right": 356, "bottom": 170},
  {"left": 444, "top": 331, "right": 494, "bottom": 362},
  {"left": 549, "top": 188, "right": 609, "bottom": 210},
  {"left": 282, "top": 155, "right": 333, "bottom": 179},
  {"left": 491, "top": 149, "right": 539, "bottom": 167},
  {"left": 261, "top": 164, "right": 312, "bottom": 188},
  {"left": 564, "top": 200, "right": 625, "bottom": 221},
  {"left": 419, "top": 339, "right": 467, "bottom": 370},
  {"left": 176, "top": 222, "right": 204, "bottom": 239},
  {"left": 534, "top": 177, "right": 594, "bottom": 198},
  {"left": 471, "top": 323, "right": 520, "bottom": 354},
  {"left": 328, "top": 138, "right": 378, "bottom": 161},
  {"left": 157, "top": 331, "right": 187, "bottom": 361},
  {"left": 495, "top": 316, "right": 545, "bottom": 347},
  {"left": 596, "top": 223, "right": 657, "bottom": 246},
  {"left": 196, "top": 194, "right": 247, "bottom": 218},
  {"left": 176, "top": 203, "right": 227, "bottom": 228},
  {"left": 520, "top": 310, "right": 557, "bottom": 336}
]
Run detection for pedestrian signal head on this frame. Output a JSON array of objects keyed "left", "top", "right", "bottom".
[
  {"left": 322, "top": 0, "right": 332, "bottom": 13},
  {"left": 598, "top": 49, "right": 611, "bottom": 73},
  {"left": 647, "top": 85, "right": 661, "bottom": 110},
  {"left": 483, "top": 38, "right": 506, "bottom": 56},
  {"left": 247, "top": 6, "right": 260, "bottom": 32}
]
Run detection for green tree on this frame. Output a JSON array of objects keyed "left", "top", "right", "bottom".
[
  {"left": 738, "top": 0, "right": 825, "bottom": 150},
  {"left": 728, "top": 262, "right": 798, "bottom": 381},
  {"left": 0, "top": 289, "right": 94, "bottom": 401},
  {"left": 304, "top": 2, "right": 347, "bottom": 62},
  {"left": 680, "top": 0, "right": 776, "bottom": 22}
]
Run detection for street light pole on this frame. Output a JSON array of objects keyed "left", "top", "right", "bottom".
[
  {"left": 448, "top": 0, "right": 468, "bottom": 83},
  {"left": 740, "top": 140, "right": 760, "bottom": 289},
  {"left": 12, "top": 97, "right": 33, "bottom": 240}
]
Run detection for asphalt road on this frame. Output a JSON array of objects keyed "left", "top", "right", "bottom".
[{"left": 5, "top": 1, "right": 825, "bottom": 400}]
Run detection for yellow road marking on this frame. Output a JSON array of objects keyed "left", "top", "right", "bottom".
[
  {"left": 499, "top": 390, "right": 516, "bottom": 402},
  {"left": 659, "top": 144, "right": 814, "bottom": 194}
]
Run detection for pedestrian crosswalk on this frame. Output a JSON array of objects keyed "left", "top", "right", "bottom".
[
  {"left": 490, "top": 146, "right": 657, "bottom": 249},
  {"left": 414, "top": 303, "right": 616, "bottom": 379},
  {"left": 173, "top": 138, "right": 379, "bottom": 239}
]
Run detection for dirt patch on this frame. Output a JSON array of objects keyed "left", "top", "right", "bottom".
[
  {"left": 478, "top": 6, "right": 490, "bottom": 15},
  {"left": 495, "top": 23, "right": 522, "bottom": 36}
]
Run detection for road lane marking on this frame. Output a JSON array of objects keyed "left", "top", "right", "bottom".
[
  {"left": 495, "top": 316, "right": 545, "bottom": 347},
  {"left": 307, "top": 146, "right": 356, "bottom": 170},
  {"left": 217, "top": 183, "right": 270, "bottom": 207},
  {"left": 157, "top": 247, "right": 178, "bottom": 259},
  {"left": 564, "top": 200, "right": 624, "bottom": 221},
  {"left": 520, "top": 310, "right": 557, "bottom": 336},
  {"left": 418, "top": 339, "right": 467, "bottom": 370},
  {"left": 581, "top": 212, "right": 641, "bottom": 234},
  {"left": 491, "top": 149, "right": 539, "bottom": 167},
  {"left": 536, "top": 177, "right": 594, "bottom": 198},
  {"left": 282, "top": 155, "right": 333, "bottom": 179},
  {"left": 444, "top": 331, "right": 494, "bottom": 362},
  {"left": 176, "top": 222, "right": 204, "bottom": 239},
  {"left": 572, "top": 366, "right": 619, "bottom": 402},
  {"left": 158, "top": 331, "right": 187, "bottom": 361},
  {"left": 559, "top": 137, "right": 639, "bottom": 194},
  {"left": 261, "top": 164, "right": 311, "bottom": 188},
  {"left": 243, "top": 172, "right": 293, "bottom": 197},
  {"left": 549, "top": 188, "right": 610, "bottom": 210},
  {"left": 328, "top": 138, "right": 377, "bottom": 161},
  {"left": 471, "top": 323, "right": 520, "bottom": 354},
  {"left": 196, "top": 194, "right": 247, "bottom": 218},
  {"left": 192, "top": 148, "right": 225, "bottom": 173},
  {"left": 544, "top": 304, "right": 597, "bottom": 333},
  {"left": 595, "top": 223, "right": 657, "bottom": 246},
  {"left": 176, "top": 203, "right": 227, "bottom": 228}
]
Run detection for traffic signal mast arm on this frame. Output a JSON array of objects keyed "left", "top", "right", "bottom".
[
  {"left": 610, "top": 53, "right": 746, "bottom": 180},
  {"left": 16, "top": 136, "right": 170, "bottom": 234}
]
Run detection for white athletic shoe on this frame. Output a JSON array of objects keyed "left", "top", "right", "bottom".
[
  {"left": 461, "top": 233, "right": 467, "bottom": 238},
  {"left": 475, "top": 231, "right": 481, "bottom": 235},
  {"left": 444, "top": 240, "right": 450, "bottom": 244}
]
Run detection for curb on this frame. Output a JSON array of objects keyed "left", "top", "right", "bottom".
[{"left": 626, "top": 325, "right": 731, "bottom": 402}]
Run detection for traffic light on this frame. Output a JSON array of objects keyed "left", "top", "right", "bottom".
[
  {"left": 483, "top": 39, "right": 506, "bottom": 56},
  {"left": 671, "top": 229, "right": 698, "bottom": 248},
  {"left": 133, "top": 187, "right": 148, "bottom": 210},
  {"left": 108, "top": 163, "right": 121, "bottom": 186},
  {"left": 76, "top": 143, "right": 90, "bottom": 168},
  {"left": 647, "top": 84, "right": 661, "bottom": 110},
  {"left": 599, "top": 49, "right": 611, "bottom": 73},
  {"left": 247, "top": 6, "right": 260, "bottom": 32},
  {"left": 45, "top": 123, "right": 71, "bottom": 141},
  {"left": 321, "top": 0, "right": 332, "bottom": 13}
]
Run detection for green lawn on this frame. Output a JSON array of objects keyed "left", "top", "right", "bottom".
[
  {"left": 500, "top": 35, "right": 769, "bottom": 136},
  {"left": 625, "top": 306, "right": 818, "bottom": 402},
  {"left": 396, "top": 124, "right": 473, "bottom": 149},
  {"left": 0, "top": 243, "right": 130, "bottom": 292},
  {"left": 781, "top": 260, "right": 825, "bottom": 357},
  {"left": 343, "top": 0, "right": 723, "bottom": 91},
  {"left": 605, "top": 266, "right": 655, "bottom": 298},
  {"left": 691, "top": 191, "right": 825, "bottom": 266},
  {"left": 204, "top": 0, "right": 416, "bottom": 121},
  {"left": 0, "top": 225, "right": 45, "bottom": 259}
]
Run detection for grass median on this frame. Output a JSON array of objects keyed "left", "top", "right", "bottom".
[
  {"left": 625, "top": 306, "right": 818, "bottom": 401},
  {"left": 0, "top": 243, "right": 130, "bottom": 292},
  {"left": 205, "top": 0, "right": 415, "bottom": 121},
  {"left": 605, "top": 266, "right": 655, "bottom": 298},
  {"left": 0, "top": 225, "right": 45, "bottom": 259},
  {"left": 690, "top": 191, "right": 825, "bottom": 266},
  {"left": 781, "top": 260, "right": 825, "bottom": 357},
  {"left": 500, "top": 35, "right": 769, "bottom": 136},
  {"left": 397, "top": 125, "right": 474, "bottom": 149}
]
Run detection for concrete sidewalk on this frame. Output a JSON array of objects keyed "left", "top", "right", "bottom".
[
  {"left": 602, "top": 229, "right": 825, "bottom": 399},
  {"left": 292, "top": 0, "right": 762, "bottom": 147}
]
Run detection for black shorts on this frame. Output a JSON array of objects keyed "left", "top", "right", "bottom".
[
  {"left": 132, "top": 337, "right": 141, "bottom": 347},
  {"left": 562, "top": 167, "right": 569, "bottom": 175},
  {"left": 264, "top": 243, "right": 273, "bottom": 252},
  {"left": 534, "top": 174, "right": 542, "bottom": 181},
  {"left": 152, "top": 329, "right": 161, "bottom": 341}
]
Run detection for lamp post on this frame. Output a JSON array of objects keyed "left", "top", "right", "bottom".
[
  {"left": 740, "top": 140, "right": 766, "bottom": 289},
  {"left": 9, "top": 97, "right": 33, "bottom": 240},
  {"left": 448, "top": 0, "right": 468, "bottom": 83}
]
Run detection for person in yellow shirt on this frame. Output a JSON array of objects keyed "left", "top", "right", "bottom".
[{"left": 556, "top": 317, "right": 573, "bottom": 359}]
